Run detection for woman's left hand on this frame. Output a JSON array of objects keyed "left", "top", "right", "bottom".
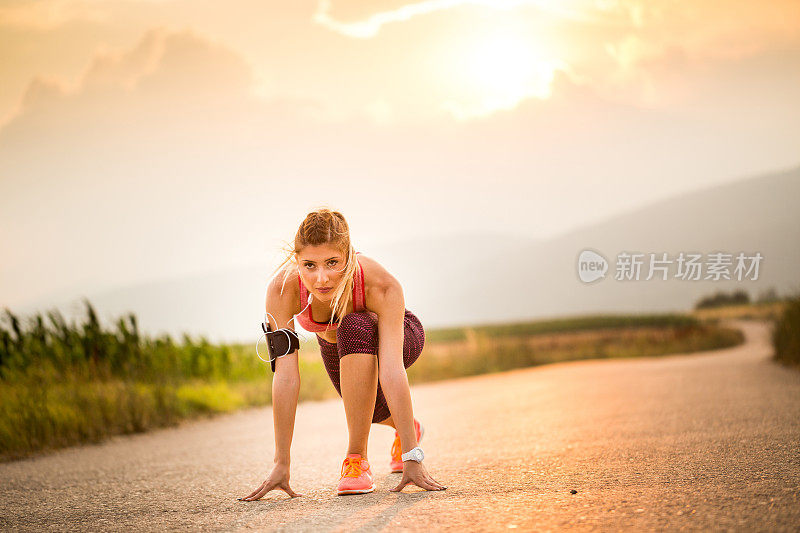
[{"left": 390, "top": 460, "right": 447, "bottom": 492}]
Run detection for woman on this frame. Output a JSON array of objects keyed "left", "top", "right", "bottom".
[{"left": 240, "top": 208, "right": 446, "bottom": 499}]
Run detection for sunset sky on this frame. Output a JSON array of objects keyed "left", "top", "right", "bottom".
[{"left": 1, "top": 0, "right": 799, "bottom": 310}]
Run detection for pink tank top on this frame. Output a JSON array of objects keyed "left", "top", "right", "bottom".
[{"left": 295, "top": 253, "right": 366, "bottom": 332}]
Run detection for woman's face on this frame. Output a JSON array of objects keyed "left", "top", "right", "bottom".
[{"left": 296, "top": 243, "right": 347, "bottom": 303}]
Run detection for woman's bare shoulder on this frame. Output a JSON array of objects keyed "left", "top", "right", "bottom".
[
  {"left": 267, "top": 266, "right": 300, "bottom": 307},
  {"left": 357, "top": 254, "right": 401, "bottom": 292}
]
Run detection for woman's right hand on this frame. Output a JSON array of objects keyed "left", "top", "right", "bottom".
[{"left": 238, "top": 462, "right": 302, "bottom": 501}]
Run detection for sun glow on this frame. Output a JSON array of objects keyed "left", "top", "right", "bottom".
[{"left": 442, "top": 32, "right": 565, "bottom": 119}]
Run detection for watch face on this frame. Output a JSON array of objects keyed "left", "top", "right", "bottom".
[{"left": 414, "top": 449, "right": 423, "bottom": 461}]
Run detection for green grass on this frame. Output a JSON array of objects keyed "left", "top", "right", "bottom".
[
  {"left": 0, "top": 350, "right": 341, "bottom": 462},
  {"left": 410, "top": 322, "right": 743, "bottom": 383},
  {"left": 424, "top": 313, "right": 699, "bottom": 343}
]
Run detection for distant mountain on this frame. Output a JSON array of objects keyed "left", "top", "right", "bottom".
[
  {"left": 16, "top": 165, "right": 800, "bottom": 343},
  {"left": 464, "top": 164, "right": 800, "bottom": 326}
]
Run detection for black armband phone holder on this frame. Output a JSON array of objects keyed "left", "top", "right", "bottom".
[{"left": 261, "top": 321, "right": 300, "bottom": 372}]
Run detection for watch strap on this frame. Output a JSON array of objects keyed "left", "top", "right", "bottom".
[{"left": 401, "top": 446, "right": 424, "bottom": 462}]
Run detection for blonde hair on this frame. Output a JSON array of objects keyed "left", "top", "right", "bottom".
[{"left": 271, "top": 208, "right": 358, "bottom": 327}]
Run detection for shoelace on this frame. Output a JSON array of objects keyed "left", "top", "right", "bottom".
[{"left": 341, "top": 457, "right": 365, "bottom": 478}]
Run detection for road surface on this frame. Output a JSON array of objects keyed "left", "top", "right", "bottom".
[{"left": 1, "top": 319, "right": 798, "bottom": 531}]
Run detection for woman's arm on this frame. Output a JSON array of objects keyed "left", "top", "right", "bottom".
[
  {"left": 239, "top": 275, "right": 302, "bottom": 501},
  {"left": 374, "top": 280, "right": 417, "bottom": 453},
  {"left": 373, "top": 276, "right": 446, "bottom": 492},
  {"left": 271, "top": 351, "right": 300, "bottom": 466},
  {"left": 266, "top": 275, "right": 301, "bottom": 466}
]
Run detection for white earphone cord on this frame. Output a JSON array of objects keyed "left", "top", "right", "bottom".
[{"left": 255, "top": 293, "right": 314, "bottom": 364}]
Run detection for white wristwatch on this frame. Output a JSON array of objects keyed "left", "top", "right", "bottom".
[{"left": 401, "top": 446, "right": 424, "bottom": 463}]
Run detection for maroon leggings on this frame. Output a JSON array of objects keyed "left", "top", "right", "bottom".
[{"left": 316, "top": 310, "right": 425, "bottom": 423}]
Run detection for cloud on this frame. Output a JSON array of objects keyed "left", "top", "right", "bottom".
[
  {"left": 0, "top": 27, "right": 288, "bottom": 147},
  {"left": 313, "top": 0, "right": 800, "bottom": 48},
  {"left": 310, "top": 0, "right": 800, "bottom": 112},
  {"left": 312, "top": 0, "right": 589, "bottom": 38},
  {"left": 25, "top": 27, "right": 254, "bottom": 105},
  {"left": 598, "top": 0, "right": 800, "bottom": 62},
  {"left": 0, "top": 0, "right": 107, "bottom": 30},
  {"left": 313, "top": 0, "right": 800, "bottom": 81}
]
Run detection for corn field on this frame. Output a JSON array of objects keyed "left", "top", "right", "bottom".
[
  {"left": 0, "top": 300, "right": 273, "bottom": 461},
  {"left": 0, "top": 299, "right": 264, "bottom": 383}
]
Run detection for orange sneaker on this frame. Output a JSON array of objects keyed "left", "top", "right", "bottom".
[
  {"left": 389, "top": 418, "right": 424, "bottom": 473},
  {"left": 337, "top": 453, "right": 375, "bottom": 495}
]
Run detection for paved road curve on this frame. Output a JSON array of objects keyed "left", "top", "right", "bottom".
[{"left": 1, "top": 320, "right": 798, "bottom": 531}]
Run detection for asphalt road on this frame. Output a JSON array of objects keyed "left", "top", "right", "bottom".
[{"left": 1, "top": 319, "right": 798, "bottom": 532}]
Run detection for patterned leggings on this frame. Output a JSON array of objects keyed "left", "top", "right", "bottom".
[{"left": 316, "top": 309, "right": 425, "bottom": 423}]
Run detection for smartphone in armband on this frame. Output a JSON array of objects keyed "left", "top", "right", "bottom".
[{"left": 261, "top": 320, "right": 300, "bottom": 372}]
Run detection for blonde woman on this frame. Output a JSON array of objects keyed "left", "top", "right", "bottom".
[{"left": 240, "top": 208, "right": 446, "bottom": 498}]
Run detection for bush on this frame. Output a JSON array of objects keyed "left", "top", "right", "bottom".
[
  {"left": 695, "top": 290, "right": 751, "bottom": 309},
  {"left": 773, "top": 294, "right": 800, "bottom": 367}
]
